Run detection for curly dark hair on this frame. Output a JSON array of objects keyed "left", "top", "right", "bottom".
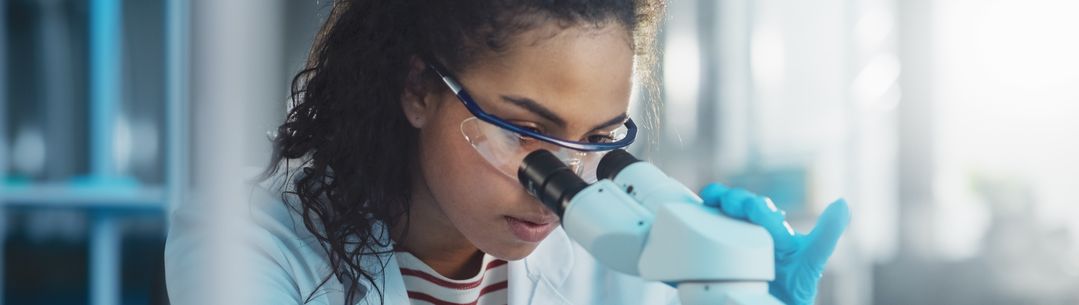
[{"left": 265, "top": 0, "right": 666, "bottom": 303}]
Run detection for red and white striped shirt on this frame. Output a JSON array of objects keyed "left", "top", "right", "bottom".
[{"left": 394, "top": 251, "right": 508, "bottom": 305}]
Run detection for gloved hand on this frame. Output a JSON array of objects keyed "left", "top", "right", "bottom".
[{"left": 699, "top": 183, "right": 851, "bottom": 305}]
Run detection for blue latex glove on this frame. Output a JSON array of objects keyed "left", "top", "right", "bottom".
[{"left": 699, "top": 183, "right": 851, "bottom": 305}]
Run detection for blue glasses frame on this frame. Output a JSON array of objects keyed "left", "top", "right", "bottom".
[{"left": 427, "top": 63, "right": 637, "bottom": 152}]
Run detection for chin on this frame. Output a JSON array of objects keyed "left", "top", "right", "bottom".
[{"left": 486, "top": 243, "right": 540, "bottom": 261}]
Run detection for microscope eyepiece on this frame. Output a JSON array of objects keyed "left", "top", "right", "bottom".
[
  {"left": 596, "top": 149, "right": 642, "bottom": 180},
  {"left": 517, "top": 150, "right": 588, "bottom": 217}
]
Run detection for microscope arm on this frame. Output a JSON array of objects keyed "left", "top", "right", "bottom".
[{"left": 560, "top": 180, "right": 654, "bottom": 276}]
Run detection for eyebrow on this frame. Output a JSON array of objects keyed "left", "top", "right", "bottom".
[
  {"left": 500, "top": 95, "right": 627, "bottom": 132},
  {"left": 589, "top": 113, "right": 628, "bottom": 133}
]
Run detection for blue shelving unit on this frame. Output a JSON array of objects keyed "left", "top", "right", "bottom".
[
  {"left": 0, "top": 0, "right": 8, "bottom": 303},
  {"left": 0, "top": 0, "right": 188, "bottom": 304}
]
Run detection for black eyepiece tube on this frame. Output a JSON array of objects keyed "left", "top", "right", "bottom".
[
  {"left": 596, "top": 149, "right": 642, "bottom": 180},
  {"left": 517, "top": 150, "right": 588, "bottom": 217}
]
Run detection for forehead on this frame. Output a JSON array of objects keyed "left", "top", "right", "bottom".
[{"left": 455, "top": 22, "right": 636, "bottom": 128}]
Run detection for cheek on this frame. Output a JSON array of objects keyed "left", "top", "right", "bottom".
[
  {"left": 420, "top": 111, "right": 516, "bottom": 207},
  {"left": 417, "top": 109, "right": 526, "bottom": 226},
  {"left": 415, "top": 101, "right": 549, "bottom": 259}
]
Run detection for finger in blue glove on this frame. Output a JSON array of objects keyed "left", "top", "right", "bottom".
[
  {"left": 700, "top": 183, "right": 797, "bottom": 250},
  {"left": 771, "top": 199, "right": 850, "bottom": 305}
]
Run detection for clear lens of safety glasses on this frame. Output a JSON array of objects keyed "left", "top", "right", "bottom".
[{"left": 460, "top": 117, "right": 622, "bottom": 182}]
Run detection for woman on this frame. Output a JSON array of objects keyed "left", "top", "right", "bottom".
[{"left": 165, "top": 0, "right": 850, "bottom": 304}]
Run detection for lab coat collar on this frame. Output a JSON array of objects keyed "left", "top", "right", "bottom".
[
  {"left": 508, "top": 225, "right": 576, "bottom": 304},
  {"left": 351, "top": 223, "right": 410, "bottom": 305}
]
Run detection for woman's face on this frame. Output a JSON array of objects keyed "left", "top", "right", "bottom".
[{"left": 408, "top": 22, "right": 634, "bottom": 260}]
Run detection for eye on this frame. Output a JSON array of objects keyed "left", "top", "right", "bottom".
[
  {"left": 508, "top": 121, "right": 546, "bottom": 136},
  {"left": 522, "top": 126, "right": 544, "bottom": 134},
  {"left": 587, "top": 134, "right": 617, "bottom": 144},
  {"left": 511, "top": 123, "right": 545, "bottom": 145},
  {"left": 516, "top": 134, "right": 540, "bottom": 146}
]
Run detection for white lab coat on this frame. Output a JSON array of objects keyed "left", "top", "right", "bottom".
[{"left": 164, "top": 171, "right": 679, "bottom": 305}]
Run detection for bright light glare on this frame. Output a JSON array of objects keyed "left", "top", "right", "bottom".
[
  {"left": 976, "top": 0, "right": 1079, "bottom": 90},
  {"left": 663, "top": 34, "right": 701, "bottom": 142},
  {"left": 935, "top": 0, "right": 1079, "bottom": 258}
]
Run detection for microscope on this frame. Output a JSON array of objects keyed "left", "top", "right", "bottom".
[{"left": 518, "top": 149, "right": 784, "bottom": 305}]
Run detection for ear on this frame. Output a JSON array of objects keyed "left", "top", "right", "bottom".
[{"left": 401, "top": 56, "right": 434, "bottom": 128}]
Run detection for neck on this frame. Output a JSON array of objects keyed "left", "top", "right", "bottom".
[{"left": 391, "top": 172, "right": 483, "bottom": 280}]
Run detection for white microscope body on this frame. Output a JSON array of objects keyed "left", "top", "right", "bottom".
[{"left": 518, "top": 150, "right": 784, "bottom": 305}]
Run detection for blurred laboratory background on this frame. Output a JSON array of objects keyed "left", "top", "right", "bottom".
[{"left": 1, "top": 0, "right": 1077, "bottom": 304}]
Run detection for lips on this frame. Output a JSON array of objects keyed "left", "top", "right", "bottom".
[
  {"left": 510, "top": 212, "right": 559, "bottom": 225},
  {"left": 505, "top": 215, "right": 558, "bottom": 243}
]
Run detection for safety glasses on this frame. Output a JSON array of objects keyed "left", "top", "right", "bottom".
[{"left": 427, "top": 62, "right": 637, "bottom": 181}]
